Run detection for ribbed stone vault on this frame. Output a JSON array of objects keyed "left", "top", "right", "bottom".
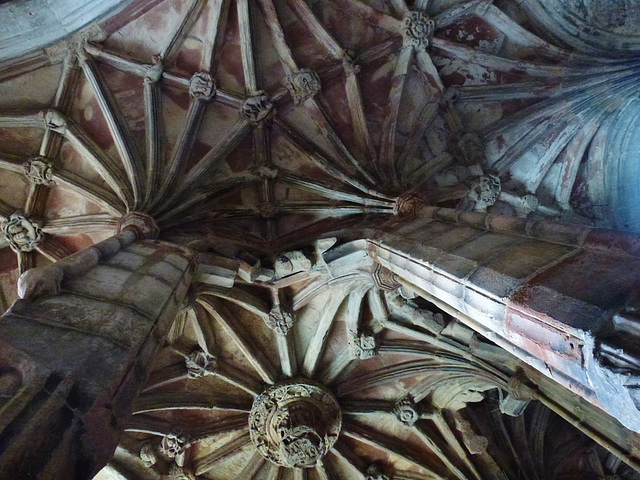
[{"left": 0, "top": 0, "right": 639, "bottom": 478}]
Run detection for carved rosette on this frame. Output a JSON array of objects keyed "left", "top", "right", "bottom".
[
  {"left": 23, "top": 157, "right": 54, "bottom": 186},
  {"left": 349, "top": 330, "right": 378, "bottom": 359},
  {"left": 189, "top": 72, "right": 216, "bottom": 100},
  {"left": 185, "top": 348, "right": 217, "bottom": 378},
  {"left": 285, "top": 69, "right": 321, "bottom": 105},
  {"left": 249, "top": 380, "right": 342, "bottom": 468},
  {"left": 2, "top": 214, "right": 43, "bottom": 253},
  {"left": 242, "top": 92, "right": 274, "bottom": 123},
  {"left": 394, "top": 397, "right": 419, "bottom": 426},
  {"left": 402, "top": 12, "right": 435, "bottom": 49},
  {"left": 265, "top": 304, "right": 294, "bottom": 336}
]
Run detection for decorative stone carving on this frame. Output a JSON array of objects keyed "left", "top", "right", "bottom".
[
  {"left": 372, "top": 263, "right": 400, "bottom": 291},
  {"left": 23, "top": 157, "right": 54, "bottom": 186},
  {"left": 402, "top": 11, "right": 435, "bottom": 49},
  {"left": 456, "top": 132, "right": 485, "bottom": 165},
  {"left": 366, "top": 464, "right": 390, "bottom": 480},
  {"left": 266, "top": 304, "right": 294, "bottom": 336},
  {"left": 349, "top": 330, "right": 378, "bottom": 359},
  {"left": 253, "top": 164, "right": 279, "bottom": 180},
  {"left": 139, "top": 443, "right": 157, "bottom": 467},
  {"left": 145, "top": 54, "right": 164, "bottom": 84},
  {"left": 2, "top": 214, "right": 43, "bottom": 253},
  {"left": 394, "top": 396, "right": 419, "bottom": 426},
  {"left": 500, "top": 369, "right": 535, "bottom": 416},
  {"left": 185, "top": 348, "right": 217, "bottom": 378},
  {"left": 258, "top": 203, "right": 279, "bottom": 219},
  {"left": 274, "top": 251, "right": 313, "bottom": 278},
  {"left": 285, "top": 69, "right": 321, "bottom": 105},
  {"left": 42, "top": 110, "right": 67, "bottom": 134},
  {"left": 189, "top": 72, "right": 216, "bottom": 100},
  {"left": 242, "top": 92, "right": 274, "bottom": 123},
  {"left": 116, "top": 211, "right": 159, "bottom": 239},
  {"left": 461, "top": 174, "right": 502, "bottom": 212},
  {"left": 501, "top": 192, "right": 539, "bottom": 217},
  {"left": 249, "top": 380, "right": 342, "bottom": 468},
  {"left": 168, "top": 464, "right": 195, "bottom": 480},
  {"left": 160, "top": 432, "right": 191, "bottom": 466},
  {"left": 394, "top": 191, "right": 426, "bottom": 217}
]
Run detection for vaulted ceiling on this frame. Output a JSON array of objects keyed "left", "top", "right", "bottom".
[{"left": 1, "top": 0, "right": 640, "bottom": 479}]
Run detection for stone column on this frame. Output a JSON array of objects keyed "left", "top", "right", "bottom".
[
  {"left": 0, "top": 223, "right": 195, "bottom": 478},
  {"left": 367, "top": 206, "right": 640, "bottom": 433}
]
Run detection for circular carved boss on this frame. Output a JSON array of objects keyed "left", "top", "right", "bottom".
[{"left": 249, "top": 379, "right": 342, "bottom": 468}]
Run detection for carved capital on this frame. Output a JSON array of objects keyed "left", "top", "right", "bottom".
[
  {"left": 2, "top": 214, "right": 43, "bottom": 253},
  {"left": 42, "top": 110, "right": 67, "bottom": 134},
  {"left": 185, "top": 348, "right": 218, "bottom": 378},
  {"left": 394, "top": 396, "right": 419, "bottom": 426},
  {"left": 189, "top": 72, "right": 216, "bottom": 100},
  {"left": 116, "top": 212, "right": 159, "bottom": 239},
  {"left": 403, "top": 11, "right": 435, "bottom": 49},
  {"left": 23, "top": 157, "right": 54, "bottom": 186},
  {"left": 242, "top": 92, "right": 274, "bottom": 123},
  {"left": 249, "top": 380, "right": 341, "bottom": 468},
  {"left": 372, "top": 263, "right": 401, "bottom": 291},
  {"left": 266, "top": 304, "right": 294, "bottom": 336},
  {"left": 286, "top": 69, "right": 321, "bottom": 105}
]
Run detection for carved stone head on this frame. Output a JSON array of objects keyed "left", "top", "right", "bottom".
[{"left": 2, "top": 214, "right": 43, "bottom": 253}]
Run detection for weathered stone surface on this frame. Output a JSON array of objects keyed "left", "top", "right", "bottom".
[{"left": 249, "top": 380, "right": 341, "bottom": 468}]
